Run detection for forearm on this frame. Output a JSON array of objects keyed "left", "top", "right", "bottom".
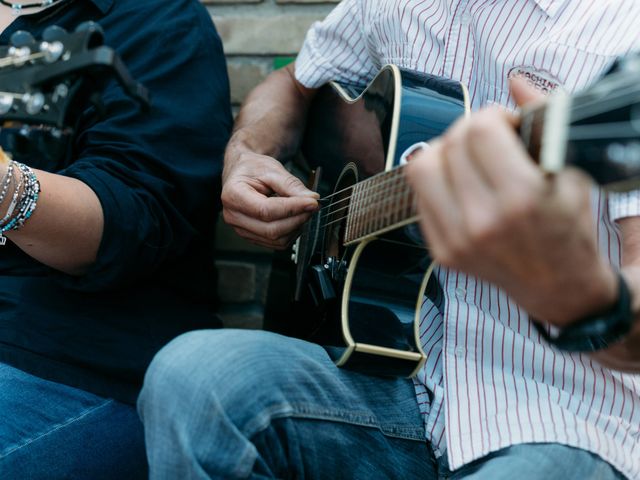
[
  {"left": 226, "top": 64, "right": 315, "bottom": 169},
  {"left": 4, "top": 166, "right": 103, "bottom": 276}
]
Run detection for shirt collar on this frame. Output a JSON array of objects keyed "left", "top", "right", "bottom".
[
  {"left": 532, "top": 0, "right": 567, "bottom": 17},
  {"left": 87, "top": 0, "right": 114, "bottom": 14}
]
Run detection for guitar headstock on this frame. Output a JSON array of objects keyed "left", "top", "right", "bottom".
[
  {"left": 0, "top": 22, "right": 149, "bottom": 128},
  {"left": 0, "top": 22, "right": 150, "bottom": 167},
  {"left": 520, "top": 54, "right": 640, "bottom": 191}
]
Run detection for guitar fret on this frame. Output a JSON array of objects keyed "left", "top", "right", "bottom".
[{"left": 343, "top": 165, "right": 420, "bottom": 244}]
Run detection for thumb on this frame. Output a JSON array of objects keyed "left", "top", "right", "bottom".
[
  {"left": 265, "top": 163, "right": 320, "bottom": 199},
  {"left": 510, "top": 76, "right": 546, "bottom": 107}
]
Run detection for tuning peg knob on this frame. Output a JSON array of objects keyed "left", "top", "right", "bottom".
[
  {"left": 40, "top": 41, "right": 64, "bottom": 63},
  {"left": 75, "top": 21, "right": 104, "bottom": 36},
  {"left": 23, "top": 92, "right": 45, "bottom": 115},
  {"left": 9, "top": 30, "right": 35, "bottom": 48},
  {"left": 0, "top": 93, "right": 14, "bottom": 115},
  {"left": 42, "top": 25, "right": 67, "bottom": 42}
]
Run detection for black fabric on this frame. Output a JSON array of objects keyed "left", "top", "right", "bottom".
[{"left": 0, "top": 0, "right": 231, "bottom": 404}]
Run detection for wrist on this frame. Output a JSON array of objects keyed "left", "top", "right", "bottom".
[
  {"left": 564, "top": 262, "right": 619, "bottom": 326},
  {"left": 535, "top": 270, "right": 634, "bottom": 352}
]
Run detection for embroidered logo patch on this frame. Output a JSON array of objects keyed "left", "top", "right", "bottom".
[{"left": 508, "top": 66, "right": 563, "bottom": 94}]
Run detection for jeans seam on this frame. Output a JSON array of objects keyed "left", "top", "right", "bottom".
[
  {"left": 0, "top": 399, "right": 115, "bottom": 459},
  {"left": 242, "top": 402, "right": 425, "bottom": 443}
]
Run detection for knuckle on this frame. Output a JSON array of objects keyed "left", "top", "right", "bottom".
[
  {"left": 467, "top": 217, "right": 498, "bottom": 244},
  {"left": 504, "top": 193, "right": 538, "bottom": 222},
  {"left": 467, "top": 118, "right": 493, "bottom": 141},
  {"left": 285, "top": 175, "right": 302, "bottom": 189},
  {"left": 257, "top": 204, "right": 273, "bottom": 222},
  {"left": 222, "top": 209, "right": 234, "bottom": 225},
  {"left": 265, "top": 224, "right": 282, "bottom": 241},
  {"left": 440, "top": 138, "right": 455, "bottom": 159},
  {"left": 220, "top": 187, "right": 234, "bottom": 207}
]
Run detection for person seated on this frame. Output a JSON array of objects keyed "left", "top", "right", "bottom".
[
  {"left": 0, "top": 0, "right": 231, "bottom": 478},
  {"left": 139, "top": 1, "right": 640, "bottom": 479}
]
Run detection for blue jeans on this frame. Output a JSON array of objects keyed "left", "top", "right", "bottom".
[
  {"left": 0, "top": 362, "right": 147, "bottom": 479},
  {"left": 138, "top": 330, "right": 623, "bottom": 480}
]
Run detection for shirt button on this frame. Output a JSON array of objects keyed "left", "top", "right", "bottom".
[
  {"left": 455, "top": 287, "right": 466, "bottom": 299},
  {"left": 455, "top": 346, "right": 466, "bottom": 358},
  {"left": 460, "top": 12, "right": 472, "bottom": 25}
]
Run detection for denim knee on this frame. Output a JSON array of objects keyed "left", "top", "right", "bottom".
[{"left": 139, "top": 329, "right": 317, "bottom": 421}]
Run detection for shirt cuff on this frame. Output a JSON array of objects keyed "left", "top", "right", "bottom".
[{"left": 609, "top": 190, "right": 640, "bottom": 221}]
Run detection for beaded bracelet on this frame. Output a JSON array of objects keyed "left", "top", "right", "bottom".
[
  {"left": 0, "top": 161, "right": 15, "bottom": 209},
  {"left": 0, "top": 160, "right": 40, "bottom": 246},
  {"left": 0, "top": 163, "right": 24, "bottom": 227}
]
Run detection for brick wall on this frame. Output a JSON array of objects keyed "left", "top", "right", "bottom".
[{"left": 202, "top": 0, "right": 338, "bottom": 328}]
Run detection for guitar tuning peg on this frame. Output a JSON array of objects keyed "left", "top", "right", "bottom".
[
  {"left": 40, "top": 40, "right": 64, "bottom": 63},
  {"left": 42, "top": 25, "right": 67, "bottom": 42},
  {"left": 74, "top": 21, "right": 104, "bottom": 47},
  {"left": 0, "top": 93, "right": 13, "bottom": 115},
  {"left": 75, "top": 21, "right": 104, "bottom": 36},
  {"left": 9, "top": 30, "right": 35, "bottom": 48},
  {"left": 23, "top": 92, "right": 45, "bottom": 115}
]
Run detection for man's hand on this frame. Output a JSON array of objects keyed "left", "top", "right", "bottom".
[
  {"left": 405, "top": 79, "right": 617, "bottom": 326},
  {"left": 222, "top": 147, "right": 318, "bottom": 249},
  {"left": 220, "top": 64, "right": 319, "bottom": 250}
]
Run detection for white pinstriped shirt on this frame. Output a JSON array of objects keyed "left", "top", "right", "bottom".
[{"left": 295, "top": 1, "right": 640, "bottom": 477}]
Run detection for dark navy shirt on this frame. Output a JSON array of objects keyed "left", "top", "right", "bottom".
[{"left": 0, "top": 0, "right": 231, "bottom": 404}]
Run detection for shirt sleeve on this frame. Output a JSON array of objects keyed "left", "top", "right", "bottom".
[
  {"left": 609, "top": 191, "right": 640, "bottom": 222},
  {"left": 295, "top": 0, "right": 378, "bottom": 88},
  {"left": 54, "top": 0, "right": 232, "bottom": 291}
]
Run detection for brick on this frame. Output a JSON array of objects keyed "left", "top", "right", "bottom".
[
  {"left": 227, "top": 59, "right": 271, "bottom": 104},
  {"left": 212, "top": 14, "right": 321, "bottom": 55}
]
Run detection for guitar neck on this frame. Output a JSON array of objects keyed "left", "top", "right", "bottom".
[{"left": 343, "top": 165, "right": 417, "bottom": 245}]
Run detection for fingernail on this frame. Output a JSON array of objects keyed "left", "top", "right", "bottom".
[
  {"left": 301, "top": 191, "right": 320, "bottom": 198},
  {"left": 305, "top": 203, "right": 318, "bottom": 212}
]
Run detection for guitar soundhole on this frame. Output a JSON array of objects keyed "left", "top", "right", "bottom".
[{"left": 323, "top": 164, "right": 358, "bottom": 264}]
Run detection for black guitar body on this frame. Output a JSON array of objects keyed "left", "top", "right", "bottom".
[{"left": 265, "top": 66, "right": 469, "bottom": 377}]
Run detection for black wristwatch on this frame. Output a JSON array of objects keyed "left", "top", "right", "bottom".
[{"left": 534, "top": 272, "right": 634, "bottom": 352}]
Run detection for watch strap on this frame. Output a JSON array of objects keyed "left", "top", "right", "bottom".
[{"left": 534, "top": 272, "right": 633, "bottom": 352}]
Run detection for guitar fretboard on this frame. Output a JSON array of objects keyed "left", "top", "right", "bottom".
[{"left": 344, "top": 165, "right": 418, "bottom": 244}]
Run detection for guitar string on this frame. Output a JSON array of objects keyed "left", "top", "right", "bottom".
[
  {"left": 313, "top": 106, "right": 636, "bottom": 225},
  {"left": 323, "top": 191, "right": 416, "bottom": 232},
  {"left": 317, "top": 177, "right": 411, "bottom": 224},
  {"left": 316, "top": 164, "right": 408, "bottom": 204},
  {"left": 314, "top": 89, "right": 640, "bottom": 219},
  {"left": 315, "top": 168, "right": 407, "bottom": 215},
  {"left": 319, "top": 188, "right": 415, "bottom": 232},
  {"left": 301, "top": 182, "right": 416, "bottom": 246},
  {"left": 570, "top": 84, "right": 640, "bottom": 123},
  {"left": 315, "top": 85, "right": 640, "bottom": 211},
  {"left": 0, "top": 91, "right": 33, "bottom": 98},
  {"left": 568, "top": 74, "right": 639, "bottom": 110},
  {"left": 310, "top": 81, "right": 640, "bottom": 231},
  {"left": 0, "top": 51, "right": 46, "bottom": 68},
  {"left": 302, "top": 192, "right": 419, "bottom": 261},
  {"left": 318, "top": 175, "right": 402, "bottom": 219}
]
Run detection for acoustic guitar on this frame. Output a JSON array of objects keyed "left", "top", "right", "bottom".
[{"left": 264, "top": 60, "right": 640, "bottom": 378}]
